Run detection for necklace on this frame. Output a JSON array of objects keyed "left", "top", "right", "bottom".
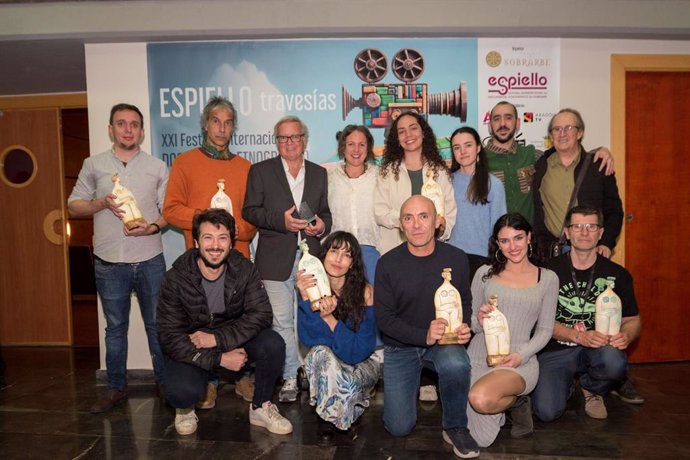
[
  {"left": 569, "top": 254, "right": 598, "bottom": 321},
  {"left": 343, "top": 163, "right": 366, "bottom": 179}
]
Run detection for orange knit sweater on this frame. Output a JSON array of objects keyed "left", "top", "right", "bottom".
[{"left": 163, "top": 148, "right": 256, "bottom": 258}]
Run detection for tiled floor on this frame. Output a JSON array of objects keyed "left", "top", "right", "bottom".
[{"left": 1, "top": 347, "right": 688, "bottom": 459}]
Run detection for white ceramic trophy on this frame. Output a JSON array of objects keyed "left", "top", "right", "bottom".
[
  {"left": 210, "top": 179, "right": 233, "bottom": 215},
  {"left": 484, "top": 294, "right": 510, "bottom": 366},
  {"left": 595, "top": 280, "right": 622, "bottom": 335},
  {"left": 298, "top": 239, "right": 332, "bottom": 310},
  {"left": 111, "top": 173, "right": 147, "bottom": 230},
  {"left": 434, "top": 268, "right": 463, "bottom": 345},
  {"left": 421, "top": 172, "right": 445, "bottom": 218}
]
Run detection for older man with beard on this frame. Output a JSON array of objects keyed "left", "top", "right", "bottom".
[{"left": 157, "top": 209, "right": 291, "bottom": 436}]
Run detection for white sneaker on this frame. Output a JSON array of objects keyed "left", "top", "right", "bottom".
[
  {"left": 278, "top": 378, "right": 299, "bottom": 402},
  {"left": 419, "top": 384, "right": 439, "bottom": 402},
  {"left": 249, "top": 402, "right": 293, "bottom": 435},
  {"left": 175, "top": 408, "right": 198, "bottom": 435}
]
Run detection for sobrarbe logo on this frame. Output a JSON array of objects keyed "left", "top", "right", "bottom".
[
  {"left": 487, "top": 72, "right": 548, "bottom": 96},
  {"left": 486, "top": 51, "right": 502, "bottom": 68}
]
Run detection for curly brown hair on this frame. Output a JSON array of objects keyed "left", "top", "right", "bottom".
[{"left": 379, "top": 112, "right": 448, "bottom": 181}]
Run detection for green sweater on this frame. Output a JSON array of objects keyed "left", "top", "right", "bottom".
[{"left": 485, "top": 141, "right": 540, "bottom": 224}]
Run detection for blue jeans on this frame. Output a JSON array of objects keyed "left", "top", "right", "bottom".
[
  {"left": 532, "top": 345, "right": 627, "bottom": 422},
  {"left": 360, "top": 244, "right": 380, "bottom": 286},
  {"left": 360, "top": 245, "right": 383, "bottom": 348},
  {"left": 94, "top": 254, "right": 166, "bottom": 390},
  {"left": 383, "top": 344, "right": 471, "bottom": 436},
  {"left": 164, "top": 328, "right": 285, "bottom": 409},
  {"left": 263, "top": 252, "right": 300, "bottom": 380}
]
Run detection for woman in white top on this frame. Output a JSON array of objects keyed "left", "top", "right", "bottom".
[
  {"left": 328, "top": 125, "right": 380, "bottom": 284},
  {"left": 374, "top": 112, "right": 456, "bottom": 255}
]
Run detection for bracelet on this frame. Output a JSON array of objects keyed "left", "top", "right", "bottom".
[{"left": 150, "top": 223, "right": 161, "bottom": 234}]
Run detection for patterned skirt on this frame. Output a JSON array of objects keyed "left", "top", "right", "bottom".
[{"left": 304, "top": 345, "right": 380, "bottom": 430}]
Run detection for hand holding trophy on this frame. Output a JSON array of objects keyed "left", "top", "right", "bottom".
[
  {"left": 595, "top": 280, "right": 622, "bottom": 336},
  {"left": 434, "top": 268, "right": 463, "bottom": 344},
  {"left": 111, "top": 173, "right": 147, "bottom": 229},
  {"left": 298, "top": 239, "right": 331, "bottom": 311},
  {"left": 483, "top": 294, "right": 510, "bottom": 366}
]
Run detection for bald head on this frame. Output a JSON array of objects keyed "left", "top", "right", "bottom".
[
  {"left": 400, "top": 195, "right": 439, "bottom": 256},
  {"left": 401, "top": 195, "right": 436, "bottom": 218}
]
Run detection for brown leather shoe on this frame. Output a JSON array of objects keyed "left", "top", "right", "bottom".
[
  {"left": 196, "top": 382, "right": 217, "bottom": 409},
  {"left": 234, "top": 376, "right": 254, "bottom": 402},
  {"left": 90, "top": 389, "right": 127, "bottom": 414}
]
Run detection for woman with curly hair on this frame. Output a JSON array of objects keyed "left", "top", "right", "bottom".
[
  {"left": 447, "top": 127, "right": 506, "bottom": 279},
  {"left": 466, "top": 213, "right": 558, "bottom": 447},
  {"left": 374, "top": 112, "right": 457, "bottom": 255},
  {"left": 296, "top": 231, "right": 379, "bottom": 445}
]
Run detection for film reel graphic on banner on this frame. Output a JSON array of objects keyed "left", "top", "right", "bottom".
[{"left": 343, "top": 48, "right": 468, "bottom": 128}]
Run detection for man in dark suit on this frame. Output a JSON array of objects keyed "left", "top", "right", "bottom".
[{"left": 243, "top": 115, "right": 331, "bottom": 402}]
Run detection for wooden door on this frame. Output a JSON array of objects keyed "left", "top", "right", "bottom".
[
  {"left": 625, "top": 71, "right": 690, "bottom": 362},
  {"left": 0, "top": 109, "right": 71, "bottom": 344}
]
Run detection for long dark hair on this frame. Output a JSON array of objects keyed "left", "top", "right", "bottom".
[
  {"left": 379, "top": 111, "right": 448, "bottom": 181},
  {"left": 484, "top": 213, "right": 533, "bottom": 280},
  {"left": 316, "top": 231, "right": 368, "bottom": 330},
  {"left": 449, "top": 126, "right": 490, "bottom": 205}
]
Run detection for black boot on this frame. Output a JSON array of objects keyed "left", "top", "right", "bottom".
[
  {"left": 317, "top": 417, "right": 336, "bottom": 447},
  {"left": 509, "top": 395, "right": 534, "bottom": 438}
]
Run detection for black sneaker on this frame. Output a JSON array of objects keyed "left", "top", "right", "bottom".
[
  {"left": 442, "top": 427, "right": 480, "bottom": 459},
  {"left": 316, "top": 417, "right": 336, "bottom": 447},
  {"left": 611, "top": 379, "right": 645, "bottom": 405}
]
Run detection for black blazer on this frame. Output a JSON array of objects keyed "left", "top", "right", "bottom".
[{"left": 242, "top": 156, "right": 331, "bottom": 281}]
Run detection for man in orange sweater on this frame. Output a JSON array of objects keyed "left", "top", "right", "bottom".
[
  {"left": 163, "top": 96, "right": 257, "bottom": 406},
  {"left": 164, "top": 96, "right": 256, "bottom": 259}
]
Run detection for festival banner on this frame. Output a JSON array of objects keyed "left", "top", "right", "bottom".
[{"left": 147, "top": 38, "right": 479, "bottom": 168}]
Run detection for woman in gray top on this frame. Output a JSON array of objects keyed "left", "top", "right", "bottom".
[{"left": 466, "top": 213, "right": 558, "bottom": 447}]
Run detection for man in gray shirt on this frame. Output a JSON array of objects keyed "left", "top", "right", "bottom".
[{"left": 68, "top": 103, "right": 169, "bottom": 413}]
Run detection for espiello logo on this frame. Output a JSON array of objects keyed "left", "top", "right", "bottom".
[{"left": 487, "top": 72, "right": 548, "bottom": 96}]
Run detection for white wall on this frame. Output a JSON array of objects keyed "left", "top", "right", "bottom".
[
  {"left": 85, "top": 43, "right": 154, "bottom": 372},
  {"left": 560, "top": 39, "right": 690, "bottom": 150}
]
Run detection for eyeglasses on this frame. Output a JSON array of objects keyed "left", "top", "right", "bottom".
[
  {"left": 550, "top": 125, "right": 579, "bottom": 135},
  {"left": 568, "top": 223, "right": 600, "bottom": 232},
  {"left": 276, "top": 134, "right": 305, "bottom": 144}
]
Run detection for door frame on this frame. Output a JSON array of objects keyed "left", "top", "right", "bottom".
[
  {"left": 0, "top": 93, "right": 86, "bottom": 110},
  {"left": 1, "top": 93, "right": 87, "bottom": 345},
  {"left": 610, "top": 54, "right": 690, "bottom": 265}
]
